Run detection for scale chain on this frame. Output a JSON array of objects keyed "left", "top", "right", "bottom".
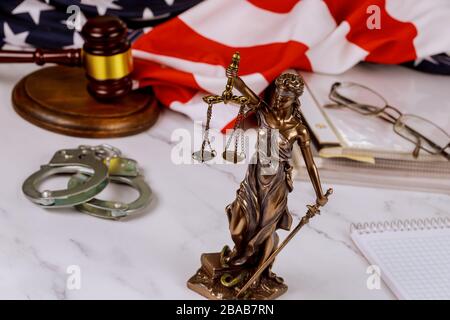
[
  {"left": 200, "top": 102, "right": 213, "bottom": 155},
  {"left": 224, "top": 103, "right": 245, "bottom": 155},
  {"left": 193, "top": 52, "right": 249, "bottom": 163}
]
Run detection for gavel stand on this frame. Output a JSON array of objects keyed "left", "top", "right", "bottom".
[
  {"left": 4, "top": 16, "right": 160, "bottom": 138},
  {"left": 12, "top": 65, "right": 160, "bottom": 138}
]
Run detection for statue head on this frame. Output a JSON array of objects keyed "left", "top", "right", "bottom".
[{"left": 271, "top": 73, "right": 305, "bottom": 112}]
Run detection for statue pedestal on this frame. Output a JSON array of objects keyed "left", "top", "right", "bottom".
[
  {"left": 187, "top": 252, "right": 288, "bottom": 300},
  {"left": 12, "top": 66, "right": 160, "bottom": 138}
]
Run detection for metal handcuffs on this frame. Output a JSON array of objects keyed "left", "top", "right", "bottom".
[
  {"left": 68, "top": 173, "right": 152, "bottom": 220},
  {"left": 22, "top": 146, "right": 110, "bottom": 207},
  {"left": 22, "top": 145, "right": 151, "bottom": 220}
]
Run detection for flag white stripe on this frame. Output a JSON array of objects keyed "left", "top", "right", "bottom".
[
  {"left": 386, "top": 0, "right": 450, "bottom": 58},
  {"left": 180, "top": 0, "right": 336, "bottom": 48},
  {"left": 133, "top": 48, "right": 269, "bottom": 95},
  {"left": 134, "top": 0, "right": 450, "bottom": 131},
  {"left": 169, "top": 92, "right": 240, "bottom": 130},
  {"left": 305, "top": 21, "right": 369, "bottom": 74}
]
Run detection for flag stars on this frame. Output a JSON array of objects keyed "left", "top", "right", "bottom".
[
  {"left": 135, "top": 8, "right": 169, "bottom": 22},
  {"left": 142, "top": 7, "right": 155, "bottom": 20},
  {"left": 63, "top": 31, "right": 84, "bottom": 49},
  {"left": 414, "top": 56, "right": 438, "bottom": 67},
  {"left": 12, "top": 0, "right": 53, "bottom": 25},
  {"left": 80, "top": 0, "right": 122, "bottom": 16},
  {"left": 2, "top": 22, "right": 30, "bottom": 47}
]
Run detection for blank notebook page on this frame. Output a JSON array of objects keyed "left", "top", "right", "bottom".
[{"left": 351, "top": 218, "right": 450, "bottom": 300}]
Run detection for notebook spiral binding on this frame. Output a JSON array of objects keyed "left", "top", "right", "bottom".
[{"left": 351, "top": 217, "right": 450, "bottom": 234}]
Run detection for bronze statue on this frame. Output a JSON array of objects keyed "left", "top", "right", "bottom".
[{"left": 188, "top": 53, "right": 332, "bottom": 300}]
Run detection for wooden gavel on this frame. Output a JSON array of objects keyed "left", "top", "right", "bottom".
[{"left": 0, "top": 16, "right": 133, "bottom": 100}]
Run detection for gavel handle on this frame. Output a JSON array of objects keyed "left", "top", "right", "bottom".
[{"left": 0, "top": 48, "right": 82, "bottom": 67}]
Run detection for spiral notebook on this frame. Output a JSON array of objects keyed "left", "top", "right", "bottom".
[{"left": 351, "top": 217, "right": 450, "bottom": 300}]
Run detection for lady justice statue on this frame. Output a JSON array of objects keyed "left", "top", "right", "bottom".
[{"left": 188, "top": 53, "right": 332, "bottom": 300}]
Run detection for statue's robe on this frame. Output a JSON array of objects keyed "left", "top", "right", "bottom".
[{"left": 226, "top": 112, "right": 294, "bottom": 268}]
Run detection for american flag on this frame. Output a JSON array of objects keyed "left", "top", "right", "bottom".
[
  {"left": 1, "top": 0, "right": 450, "bottom": 131},
  {"left": 0, "top": 0, "right": 202, "bottom": 50}
]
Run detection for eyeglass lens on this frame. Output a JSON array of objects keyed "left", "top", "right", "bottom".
[
  {"left": 333, "top": 82, "right": 387, "bottom": 115},
  {"left": 394, "top": 115, "right": 450, "bottom": 154}
]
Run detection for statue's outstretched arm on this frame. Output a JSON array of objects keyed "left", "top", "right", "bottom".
[{"left": 232, "top": 76, "right": 262, "bottom": 109}]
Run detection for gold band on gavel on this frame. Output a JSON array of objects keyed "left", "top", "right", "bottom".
[{"left": 83, "top": 49, "right": 133, "bottom": 81}]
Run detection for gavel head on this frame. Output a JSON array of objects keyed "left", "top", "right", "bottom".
[{"left": 81, "top": 16, "right": 133, "bottom": 100}]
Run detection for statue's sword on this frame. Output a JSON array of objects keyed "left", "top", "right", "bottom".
[{"left": 237, "top": 188, "right": 333, "bottom": 298}]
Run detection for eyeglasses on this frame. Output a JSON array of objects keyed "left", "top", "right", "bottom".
[{"left": 325, "top": 82, "right": 450, "bottom": 160}]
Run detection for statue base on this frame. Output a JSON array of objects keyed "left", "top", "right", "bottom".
[
  {"left": 12, "top": 66, "right": 160, "bottom": 138},
  {"left": 187, "top": 252, "right": 288, "bottom": 300}
]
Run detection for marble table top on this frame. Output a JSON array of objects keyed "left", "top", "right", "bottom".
[{"left": 0, "top": 64, "right": 448, "bottom": 300}]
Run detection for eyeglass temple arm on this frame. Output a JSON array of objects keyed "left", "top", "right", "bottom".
[
  {"left": 442, "top": 144, "right": 450, "bottom": 160},
  {"left": 439, "top": 146, "right": 450, "bottom": 160},
  {"left": 397, "top": 122, "right": 450, "bottom": 159},
  {"left": 376, "top": 106, "right": 448, "bottom": 160}
]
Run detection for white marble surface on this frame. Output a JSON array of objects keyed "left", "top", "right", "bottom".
[{"left": 0, "top": 64, "right": 449, "bottom": 300}]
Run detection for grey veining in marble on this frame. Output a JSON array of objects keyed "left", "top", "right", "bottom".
[{"left": 0, "top": 64, "right": 449, "bottom": 299}]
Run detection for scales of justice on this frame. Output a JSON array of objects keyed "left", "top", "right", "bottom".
[{"left": 188, "top": 52, "right": 333, "bottom": 300}]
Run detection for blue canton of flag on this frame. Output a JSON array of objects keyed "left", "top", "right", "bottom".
[{"left": 0, "top": 0, "right": 203, "bottom": 50}]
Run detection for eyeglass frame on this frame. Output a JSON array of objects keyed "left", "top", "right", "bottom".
[{"left": 326, "top": 81, "right": 449, "bottom": 160}]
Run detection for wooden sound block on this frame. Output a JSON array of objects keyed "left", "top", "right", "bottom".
[{"left": 12, "top": 66, "right": 160, "bottom": 138}]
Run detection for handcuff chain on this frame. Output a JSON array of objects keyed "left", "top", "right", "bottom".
[{"left": 79, "top": 144, "right": 122, "bottom": 161}]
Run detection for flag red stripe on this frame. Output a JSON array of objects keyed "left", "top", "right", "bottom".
[
  {"left": 324, "top": 0, "right": 417, "bottom": 63},
  {"left": 130, "top": 0, "right": 448, "bottom": 131},
  {"left": 133, "top": 58, "right": 199, "bottom": 106},
  {"left": 132, "top": 17, "right": 312, "bottom": 86},
  {"left": 246, "top": 0, "right": 301, "bottom": 14}
]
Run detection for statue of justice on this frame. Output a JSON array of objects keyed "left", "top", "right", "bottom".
[{"left": 188, "top": 53, "right": 333, "bottom": 300}]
